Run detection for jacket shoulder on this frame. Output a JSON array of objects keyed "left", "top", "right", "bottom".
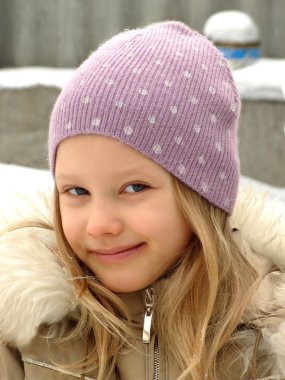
[
  {"left": 0, "top": 191, "right": 75, "bottom": 347},
  {"left": 231, "top": 185, "right": 285, "bottom": 378}
]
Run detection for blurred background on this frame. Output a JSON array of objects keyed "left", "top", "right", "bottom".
[{"left": 0, "top": 0, "right": 284, "bottom": 187}]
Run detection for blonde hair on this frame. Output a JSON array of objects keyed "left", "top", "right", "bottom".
[
  {"left": 48, "top": 176, "right": 260, "bottom": 380},
  {"left": 154, "top": 178, "right": 259, "bottom": 379}
]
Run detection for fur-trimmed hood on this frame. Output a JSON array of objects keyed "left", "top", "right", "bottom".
[{"left": 0, "top": 185, "right": 285, "bottom": 371}]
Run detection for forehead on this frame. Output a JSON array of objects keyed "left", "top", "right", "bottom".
[{"left": 55, "top": 135, "right": 169, "bottom": 180}]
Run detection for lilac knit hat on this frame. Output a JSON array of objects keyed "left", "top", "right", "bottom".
[{"left": 49, "top": 21, "right": 241, "bottom": 214}]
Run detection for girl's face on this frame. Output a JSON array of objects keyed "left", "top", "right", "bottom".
[{"left": 55, "top": 135, "right": 192, "bottom": 293}]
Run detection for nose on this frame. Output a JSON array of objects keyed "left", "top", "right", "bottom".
[{"left": 86, "top": 199, "right": 123, "bottom": 237}]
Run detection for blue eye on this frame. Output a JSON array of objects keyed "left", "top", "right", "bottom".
[
  {"left": 125, "top": 184, "right": 147, "bottom": 193},
  {"left": 68, "top": 187, "right": 89, "bottom": 196}
]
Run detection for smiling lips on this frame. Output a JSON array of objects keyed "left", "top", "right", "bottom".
[{"left": 90, "top": 243, "right": 144, "bottom": 261}]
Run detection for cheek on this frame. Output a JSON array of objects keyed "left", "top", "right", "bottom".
[
  {"left": 60, "top": 208, "right": 83, "bottom": 249},
  {"left": 161, "top": 205, "right": 193, "bottom": 249},
  {"left": 142, "top": 200, "right": 192, "bottom": 247}
]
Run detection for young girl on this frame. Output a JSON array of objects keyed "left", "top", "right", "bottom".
[{"left": 1, "top": 21, "right": 285, "bottom": 380}]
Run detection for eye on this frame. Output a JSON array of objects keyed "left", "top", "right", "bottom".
[
  {"left": 67, "top": 187, "right": 89, "bottom": 196},
  {"left": 124, "top": 184, "right": 148, "bottom": 193}
]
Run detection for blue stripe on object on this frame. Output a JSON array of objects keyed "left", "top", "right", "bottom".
[{"left": 219, "top": 47, "right": 260, "bottom": 60}]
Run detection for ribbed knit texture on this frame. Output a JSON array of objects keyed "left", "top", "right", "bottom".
[{"left": 49, "top": 21, "right": 241, "bottom": 214}]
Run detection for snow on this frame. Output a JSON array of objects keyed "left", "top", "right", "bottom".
[
  {"left": 1, "top": 163, "right": 53, "bottom": 198},
  {"left": 203, "top": 11, "right": 260, "bottom": 44},
  {"left": 0, "top": 67, "right": 74, "bottom": 89},
  {"left": 0, "top": 164, "right": 53, "bottom": 222},
  {"left": 0, "top": 57, "right": 285, "bottom": 103},
  {"left": 233, "top": 58, "right": 285, "bottom": 101},
  {"left": 202, "top": 11, "right": 285, "bottom": 99}
]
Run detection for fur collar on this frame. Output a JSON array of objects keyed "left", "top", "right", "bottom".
[{"left": 0, "top": 186, "right": 284, "bottom": 348}]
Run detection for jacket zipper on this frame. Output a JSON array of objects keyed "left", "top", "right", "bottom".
[
  {"left": 153, "top": 335, "right": 160, "bottom": 380},
  {"left": 142, "top": 287, "right": 155, "bottom": 343},
  {"left": 142, "top": 287, "right": 159, "bottom": 380}
]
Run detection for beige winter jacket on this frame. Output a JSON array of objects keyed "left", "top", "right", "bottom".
[{"left": 0, "top": 186, "right": 285, "bottom": 380}]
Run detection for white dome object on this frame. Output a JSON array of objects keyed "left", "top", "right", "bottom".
[{"left": 203, "top": 10, "right": 260, "bottom": 44}]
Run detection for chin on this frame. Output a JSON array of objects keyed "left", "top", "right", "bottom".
[{"left": 102, "top": 279, "right": 152, "bottom": 294}]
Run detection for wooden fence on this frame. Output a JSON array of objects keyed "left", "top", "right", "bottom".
[{"left": 0, "top": 0, "right": 285, "bottom": 67}]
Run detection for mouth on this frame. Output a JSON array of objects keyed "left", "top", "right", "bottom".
[{"left": 90, "top": 243, "right": 144, "bottom": 261}]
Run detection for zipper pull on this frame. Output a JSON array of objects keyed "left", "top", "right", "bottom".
[{"left": 142, "top": 287, "right": 155, "bottom": 344}]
